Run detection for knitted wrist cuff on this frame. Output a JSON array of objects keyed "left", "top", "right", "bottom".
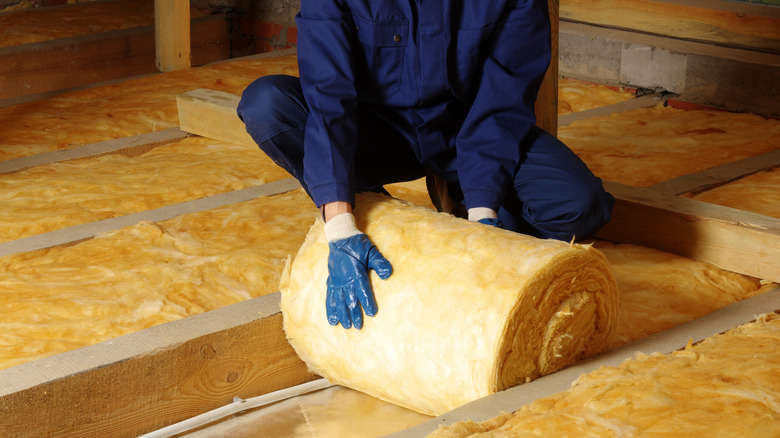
[{"left": 323, "top": 212, "right": 362, "bottom": 242}]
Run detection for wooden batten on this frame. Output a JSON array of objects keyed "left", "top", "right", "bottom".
[
  {"left": 0, "top": 14, "right": 229, "bottom": 101},
  {"left": 0, "top": 293, "right": 316, "bottom": 438},
  {"left": 560, "top": 0, "right": 780, "bottom": 54},
  {"left": 533, "top": 0, "right": 559, "bottom": 136}
]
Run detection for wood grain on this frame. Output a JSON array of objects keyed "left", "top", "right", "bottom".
[
  {"left": 598, "top": 181, "right": 780, "bottom": 282},
  {"left": 0, "top": 15, "right": 229, "bottom": 100},
  {"left": 177, "top": 89, "right": 257, "bottom": 146},
  {"left": 155, "top": 0, "right": 191, "bottom": 72},
  {"left": 0, "top": 293, "right": 317, "bottom": 438},
  {"left": 560, "top": 0, "right": 780, "bottom": 54}
]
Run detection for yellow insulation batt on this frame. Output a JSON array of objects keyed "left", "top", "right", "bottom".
[
  {"left": 0, "top": 136, "right": 290, "bottom": 243},
  {"left": 281, "top": 193, "right": 620, "bottom": 416},
  {"left": 685, "top": 166, "right": 780, "bottom": 219},
  {"left": 428, "top": 312, "right": 780, "bottom": 437},
  {"left": 0, "top": 189, "right": 317, "bottom": 371},
  {"left": 560, "top": 104, "right": 780, "bottom": 187},
  {"left": 557, "top": 78, "right": 635, "bottom": 115}
]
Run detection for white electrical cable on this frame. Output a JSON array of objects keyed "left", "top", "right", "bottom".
[{"left": 139, "top": 379, "right": 334, "bottom": 438}]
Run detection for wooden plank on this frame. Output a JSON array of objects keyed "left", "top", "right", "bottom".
[
  {"left": 650, "top": 148, "right": 780, "bottom": 196},
  {"left": 177, "top": 89, "right": 256, "bottom": 146},
  {"left": 0, "top": 14, "right": 229, "bottom": 101},
  {"left": 0, "top": 128, "right": 188, "bottom": 175},
  {"left": 560, "top": 0, "right": 780, "bottom": 54},
  {"left": 0, "top": 177, "right": 302, "bottom": 257},
  {"left": 597, "top": 181, "right": 780, "bottom": 282},
  {"left": 534, "top": 0, "right": 559, "bottom": 136},
  {"left": 154, "top": 0, "right": 191, "bottom": 72},
  {"left": 388, "top": 285, "right": 780, "bottom": 437},
  {"left": 558, "top": 92, "right": 666, "bottom": 127},
  {"left": 0, "top": 293, "right": 317, "bottom": 438}
]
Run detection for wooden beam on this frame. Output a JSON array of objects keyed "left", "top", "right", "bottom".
[
  {"left": 177, "top": 89, "right": 256, "bottom": 146},
  {"left": 154, "top": 0, "right": 191, "bottom": 72},
  {"left": 597, "top": 182, "right": 780, "bottom": 283},
  {"left": 0, "top": 293, "right": 317, "bottom": 438},
  {"left": 560, "top": 0, "right": 780, "bottom": 54},
  {"left": 534, "top": 0, "right": 559, "bottom": 136},
  {"left": 650, "top": 149, "right": 780, "bottom": 196},
  {"left": 0, "top": 15, "right": 229, "bottom": 101}
]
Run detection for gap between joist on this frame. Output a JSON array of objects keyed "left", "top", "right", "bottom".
[
  {"left": 386, "top": 285, "right": 780, "bottom": 437},
  {"left": 0, "top": 178, "right": 302, "bottom": 257}
]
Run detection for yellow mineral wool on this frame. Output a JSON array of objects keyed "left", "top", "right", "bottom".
[
  {"left": 0, "top": 189, "right": 317, "bottom": 370},
  {"left": 428, "top": 313, "right": 780, "bottom": 437},
  {"left": 685, "top": 167, "right": 780, "bottom": 219},
  {"left": 0, "top": 55, "right": 300, "bottom": 161},
  {"left": 560, "top": 104, "right": 780, "bottom": 187},
  {"left": 558, "top": 78, "right": 635, "bottom": 115},
  {"left": 283, "top": 193, "right": 620, "bottom": 415},
  {"left": 0, "top": 136, "right": 290, "bottom": 242}
]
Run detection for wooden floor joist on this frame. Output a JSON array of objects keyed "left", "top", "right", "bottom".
[
  {"left": 598, "top": 181, "right": 780, "bottom": 283},
  {"left": 0, "top": 292, "right": 316, "bottom": 438}
]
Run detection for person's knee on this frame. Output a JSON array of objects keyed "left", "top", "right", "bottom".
[
  {"left": 237, "top": 75, "right": 300, "bottom": 125},
  {"left": 532, "top": 184, "right": 614, "bottom": 242}
]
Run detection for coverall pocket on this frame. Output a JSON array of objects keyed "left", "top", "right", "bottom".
[{"left": 352, "top": 15, "right": 408, "bottom": 100}]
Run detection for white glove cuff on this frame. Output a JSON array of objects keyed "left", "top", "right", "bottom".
[
  {"left": 468, "top": 207, "right": 498, "bottom": 222},
  {"left": 323, "top": 212, "right": 362, "bottom": 242}
]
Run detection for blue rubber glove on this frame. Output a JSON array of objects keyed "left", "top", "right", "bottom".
[
  {"left": 477, "top": 217, "right": 502, "bottom": 228},
  {"left": 326, "top": 234, "right": 392, "bottom": 329}
]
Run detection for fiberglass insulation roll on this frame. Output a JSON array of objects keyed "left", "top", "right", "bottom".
[{"left": 281, "top": 193, "right": 619, "bottom": 415}]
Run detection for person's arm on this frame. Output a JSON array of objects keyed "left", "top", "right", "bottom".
[
  {"left": 297, "top": 0, "right": 359, "bottom": 207},
  {"left": 298, "top": 2, "right": 393, "bottom": 329},
  {"left": 457, "top": 0, "right": 551, "bottom": 215}
]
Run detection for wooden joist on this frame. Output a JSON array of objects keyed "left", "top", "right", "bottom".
[
  {"left": 598, "top": 181, "right": 780, "bottom": 283},
  {"left": 560, "top": 0, "right": 780, "bottom": 54},
  {"left": 0, "top": 14, "right": 229, "bottom": 101},
  {"left": 0, "top": 293, "right": 316, "bottom": 438}
]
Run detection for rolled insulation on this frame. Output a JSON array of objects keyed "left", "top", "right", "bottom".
[{"left": 281, "top": 193, "right": 619, "bottom": 415}]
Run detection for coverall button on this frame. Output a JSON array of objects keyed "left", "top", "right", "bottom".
[{"left": 393, "top": 34, "right": 401, "bottom": 42}]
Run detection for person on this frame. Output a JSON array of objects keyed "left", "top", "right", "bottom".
[{"left": 237, "top": 0, "right": 614, "bottom": 331}]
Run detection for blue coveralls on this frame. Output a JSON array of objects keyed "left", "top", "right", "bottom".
[{"left": 237, "top": 0, "right": 614, "bottom": 242}]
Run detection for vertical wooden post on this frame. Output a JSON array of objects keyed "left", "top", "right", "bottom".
[
  {"left": 155, "top": 0, "right": 191, "bottom": 72},
  {"left": 534, "top": 0, "right": 559, "bottom": 136}
]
